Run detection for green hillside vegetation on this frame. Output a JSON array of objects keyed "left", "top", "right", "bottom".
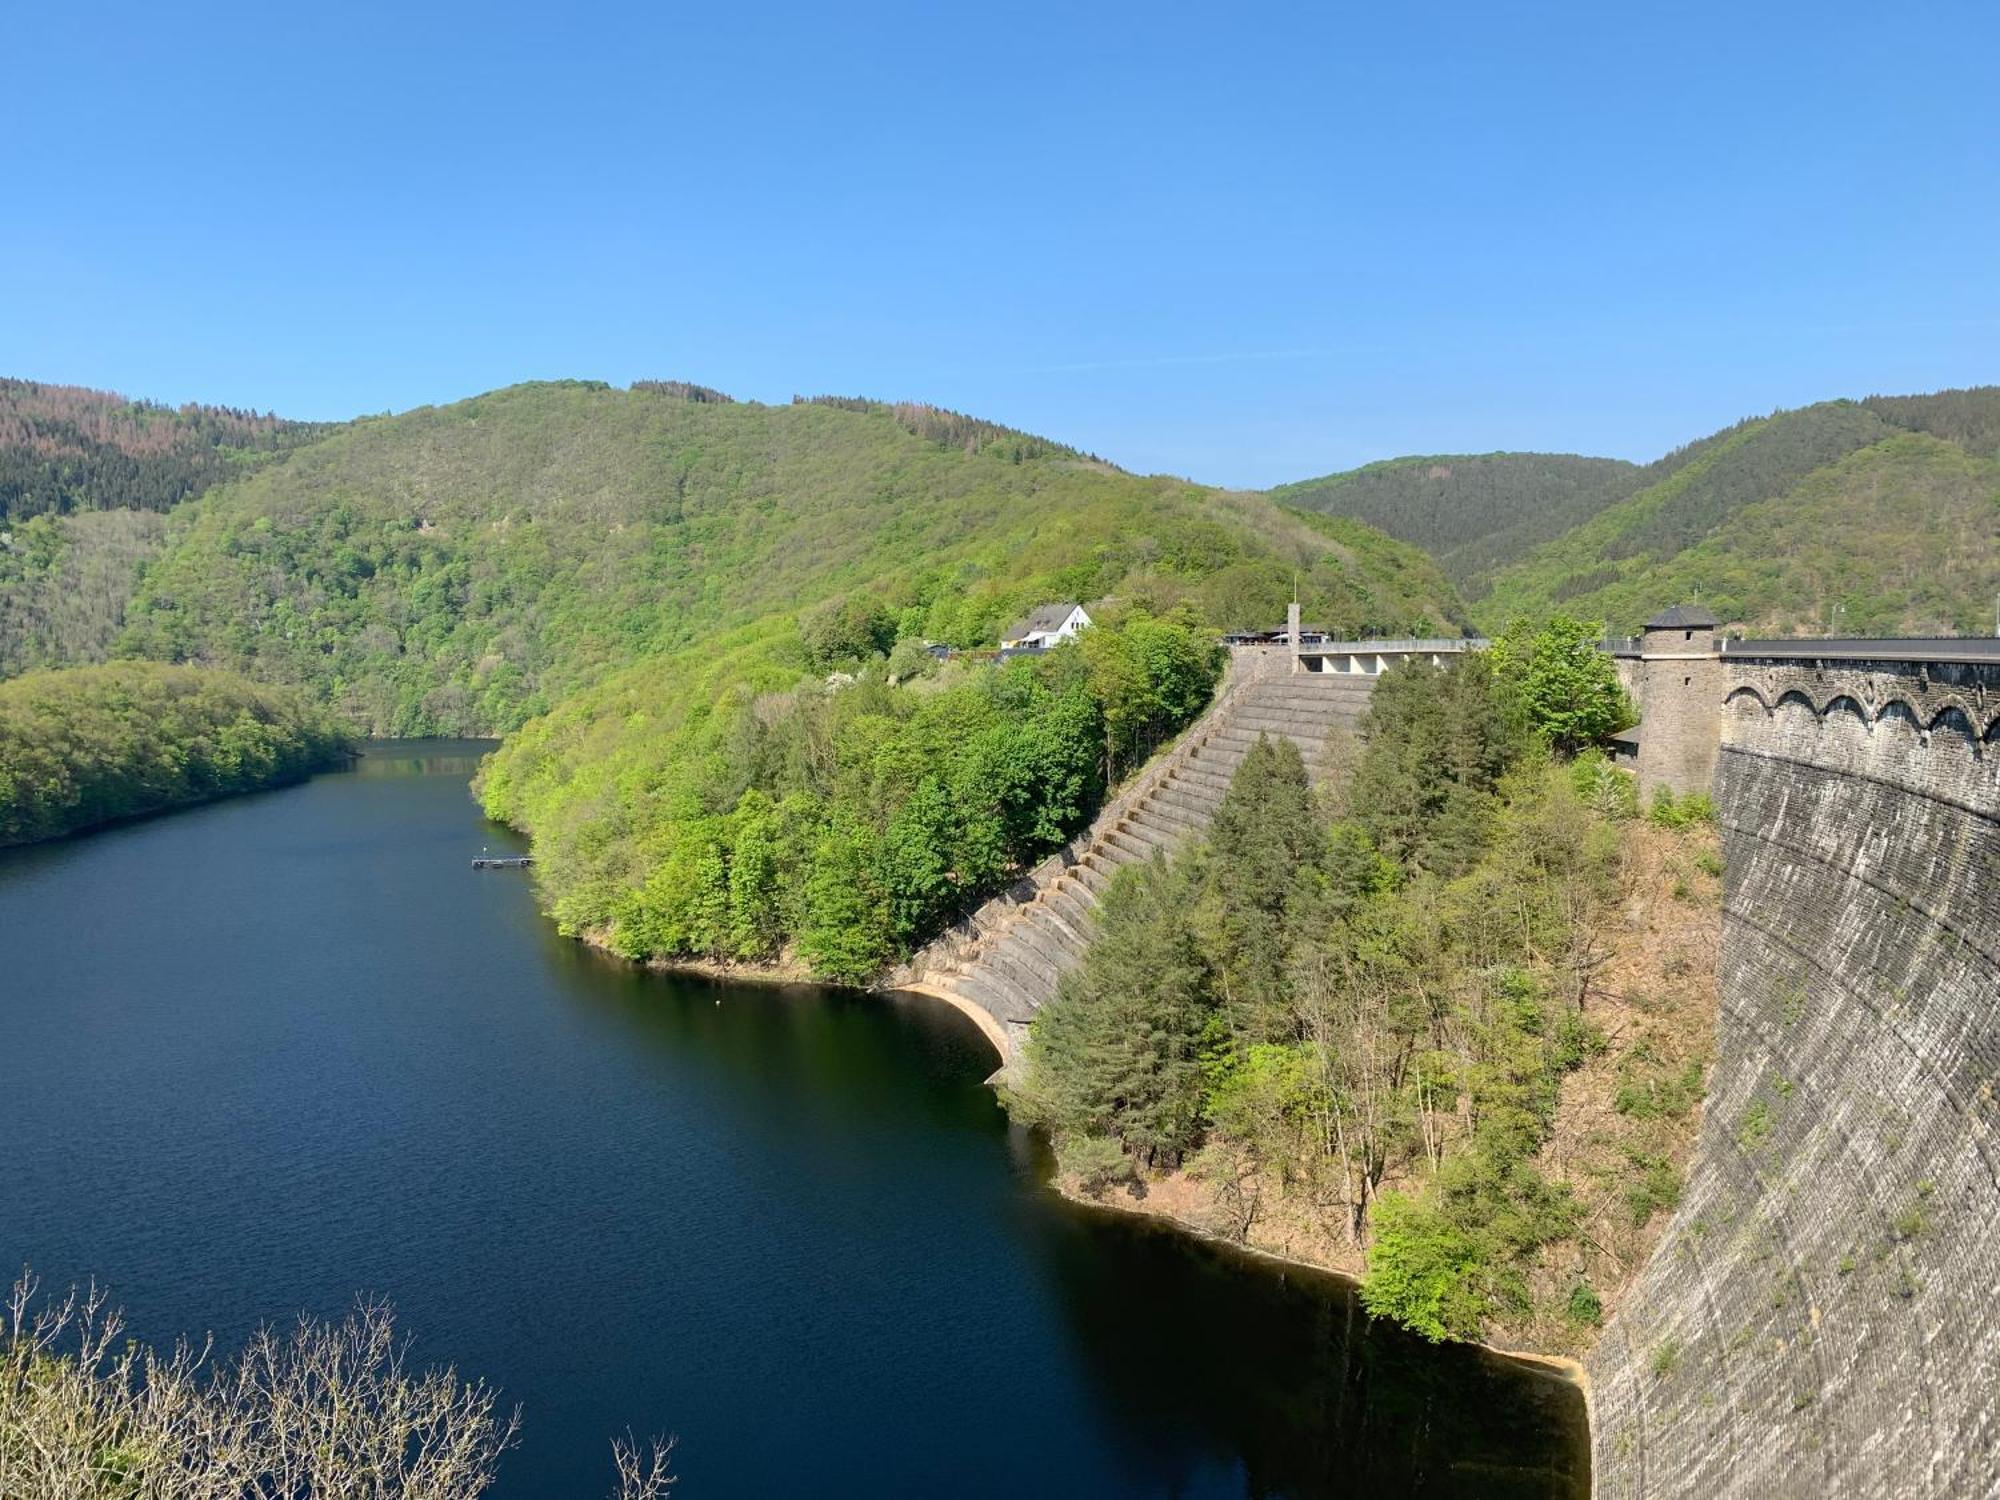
[
  {"left": 1476, "top": 388, "right": 2000, "bottom": 634},
  {"left": 0, "top": 377, "right": 325, "bottom": 677},
  {"left": 1009, "top": 626, "right": 1684, "bottom": 1344},
  {"left": 480, "top": 609, "right": 1222, "bottom": 980},
  {"left": 1270, "top": 452, "right": 1644, "bottom": 586},
  {"left": 1493, "top": 434, "right": 2000, "bottom": 637},
  {"left": 0, "top": 377, "right": 324, "bottom": 520},
  {"left": 0, "top": 508, "right": 167, "bottom": 675},
  {"left": 0, "top": 661, "right": 350, "bottom": 846},
  {"left": 116, "top": 380, "right": 1462, "bottom": 735}
]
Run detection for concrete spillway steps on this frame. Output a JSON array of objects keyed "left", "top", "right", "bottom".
[{"left": 901, "top": 664, "right": 1373, "bottom": 1064}]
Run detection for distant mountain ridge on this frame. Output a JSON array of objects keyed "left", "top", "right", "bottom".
[
  {"left": 1269, "top": 452, "right": 1644, "bottom": 586},
  {"left": 104, "top": 380, "right": 1459, "bottom": 733},
  {"left": 1271, "top": 386, "right": 2000, "bottom": 637},
  {"left": 1475, "top": 388, "right": 2000, "bottom": 635},
  {"left": 8, "top": 374, "right": 1996, "bottom": 690},
  {"left": 0, "top": 377, "right": 325, "bottom": 520}
]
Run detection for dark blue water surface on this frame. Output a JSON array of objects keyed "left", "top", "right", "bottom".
[{"left": 0, "top": 741, "right": 1587, "bottom": 1497}]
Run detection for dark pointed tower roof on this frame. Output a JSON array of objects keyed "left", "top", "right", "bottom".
[{"left": 1645, "top": 603, "right": 1719, "bottom": 630}]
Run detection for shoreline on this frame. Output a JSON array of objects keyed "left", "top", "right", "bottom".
[
  {"left": 573, "top": 910, "right": 1591, "bottom": 1391},
  {"left": 546, "top": 876, "right": 1594, "bottom": 1398},
  {"left": 0, "top": 749, "right": 354, "bottom": 853},
  {"left": 1050, "top": 1171, "right": 1592, "bottom": 1390},
  {"left": 573, "top": 926, "right": 822, "bottom": 987}
]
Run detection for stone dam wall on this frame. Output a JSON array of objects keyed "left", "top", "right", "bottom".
[{"left": 1588, "top": 655, "right": 2000, "bottom": 1497}]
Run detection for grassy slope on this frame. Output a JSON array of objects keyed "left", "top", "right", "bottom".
[
  {"left": 1474, "top": 390, "right": 2000, "bottom": 634},
  {"left": 1269, "top": 452, "right": 1644, "bottom": 586},
  {"left": 118, "top": 382, "right": 1463, "bottom": 735}
]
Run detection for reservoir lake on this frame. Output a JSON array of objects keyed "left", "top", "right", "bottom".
[{"left": 0, "top": 741, "right": 1588, "bottom": 1497}]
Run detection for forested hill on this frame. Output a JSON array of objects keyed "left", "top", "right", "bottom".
[
  {"left": 1474, "top": 388, "right": 2000, "bottom": 635},
  {"left": 1269, "top": 453, "right": 1644, "bottom": 587},
  {"left": 116, "top": 379, "right": 1463, "bottom": 735},
  {"left": 0, "top": 379, "right": 329, "bottom": 676},
  {"left": 0, "top": 661, "right": 350, "bottom": 846},
  {"left": 0, "top": 377, "right": 326, "bottom": 520}
]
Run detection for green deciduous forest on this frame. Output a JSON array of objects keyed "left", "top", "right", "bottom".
[
  {"left": 479, "top": 609, "right": 1222, "bottom": 981},
  {"left": 0, "top": 662, "right": 350, "bottom": 846},
  {"left": 1009, "top": 623, "right": 1713, "bottom": 1346},
  {"left": 1273, "top": 387, "right": 2000, "bottom": 637},
  {"left": 84, "top": 379, "right": 1457, "bottom": 971},
  {"left": 111, "top": 382, "right": 1461, "bottom": 735},
  {"left": 0, "top": 508, "right": 167, "bottom": 676}
]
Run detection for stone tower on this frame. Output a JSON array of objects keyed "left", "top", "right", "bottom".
[{"left": 1633, "top": 603, "right": 1724, "bottom": 797}]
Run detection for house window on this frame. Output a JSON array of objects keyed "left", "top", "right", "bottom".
[{"left": 1684, "top": 630, "right": 1693, "bottom": 641}]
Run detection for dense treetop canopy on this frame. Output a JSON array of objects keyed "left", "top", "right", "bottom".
[
  {"left": 1271, "top": 453, "right": 1645, "bottom": 587},
  {"left": 110, "top": 381, "right": 1461, "bottom": 735},
  {"left": 0, "top": 661, "right": 349, "bottom": 846},
  {"left": 0, "top": 377, "right": 324, "bottom": 521}
]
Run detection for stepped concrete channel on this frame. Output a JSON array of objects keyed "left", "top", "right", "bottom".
[{"left": 889, "top": 642, "right": 1447, "bottom": 1072}]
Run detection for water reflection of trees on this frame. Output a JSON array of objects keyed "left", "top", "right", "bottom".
[
  {"left": 539, "top": 933, "right": 1006, "bottom": 1140},
  {"left": 1038, "top": 1203, "right": 1590, "bottom": 1499},
  {"left": 519, "top": 908, "right": 1586, "bottom": 1498},
  {"left": 351, "top": 739, "right": 499, "bottom": 779}
]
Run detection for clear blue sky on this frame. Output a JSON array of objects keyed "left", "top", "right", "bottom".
[{"left": 7, "top": 1, "right": 1996, "bottom": 488}]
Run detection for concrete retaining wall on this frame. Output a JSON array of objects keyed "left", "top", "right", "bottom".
[{"left": 1587, "top": 658, "right": 2000, "bottom": 1497}]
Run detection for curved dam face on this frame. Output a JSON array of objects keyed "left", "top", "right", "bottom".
[{"left": 1589, "top": 655, "right": 2000, "bottom": 1496}]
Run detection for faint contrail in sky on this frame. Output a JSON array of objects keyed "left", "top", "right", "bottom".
[{"left": 1012, "top": 347, "right": 1348, "bottom": 375}]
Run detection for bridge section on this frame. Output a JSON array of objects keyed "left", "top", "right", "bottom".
[{"left": 1588, "top": 642, "right": 2000, "bottom": 1499}]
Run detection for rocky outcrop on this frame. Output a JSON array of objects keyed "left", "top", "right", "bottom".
[
  {"left": 892, "top": 648, "right": 1371, "bottom": 1067},
  {"left": 1588, "top": 657, "right": 2000, "bottom": 1497}
]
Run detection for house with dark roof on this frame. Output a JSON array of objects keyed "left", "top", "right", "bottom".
[{"left": 999, "top": 602, "right": 1091, "bottom": 651}]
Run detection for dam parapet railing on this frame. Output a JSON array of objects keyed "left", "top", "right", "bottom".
[{"left": 1722, "top": 635, "right": 2000, "bottom": 665}]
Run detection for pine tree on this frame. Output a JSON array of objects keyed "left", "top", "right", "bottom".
[
  {"left": 1016, "top": 857, "right": 1212, "bottom": 1167},
  {"left": 1204, "top": 734, "right": 1323, "bottom": 1041}
]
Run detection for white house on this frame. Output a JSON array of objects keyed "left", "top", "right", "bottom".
[{"left": 1000, "top": 602, "right": 1092, "bottom": 651}]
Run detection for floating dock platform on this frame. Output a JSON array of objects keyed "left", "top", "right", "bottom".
[{"left": 471, "top": 856, "right": 534, "bottom": 869}]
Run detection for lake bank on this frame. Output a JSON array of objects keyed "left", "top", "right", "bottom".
[{"left": 1051, "top": 1168, "right": 1594, "bottom": 1385}]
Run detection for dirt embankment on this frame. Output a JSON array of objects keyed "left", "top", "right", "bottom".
[{"left": 1050, "top": 818, "right": 1723, "bottom": 1362}]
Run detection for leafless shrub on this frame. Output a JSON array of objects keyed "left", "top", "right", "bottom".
[
  {"left": 0, "top": 1269, "right": 674, "bottom": 1499},
  {"left": 611, "top": 1432, "right": 679, "bottom": 1499}
]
